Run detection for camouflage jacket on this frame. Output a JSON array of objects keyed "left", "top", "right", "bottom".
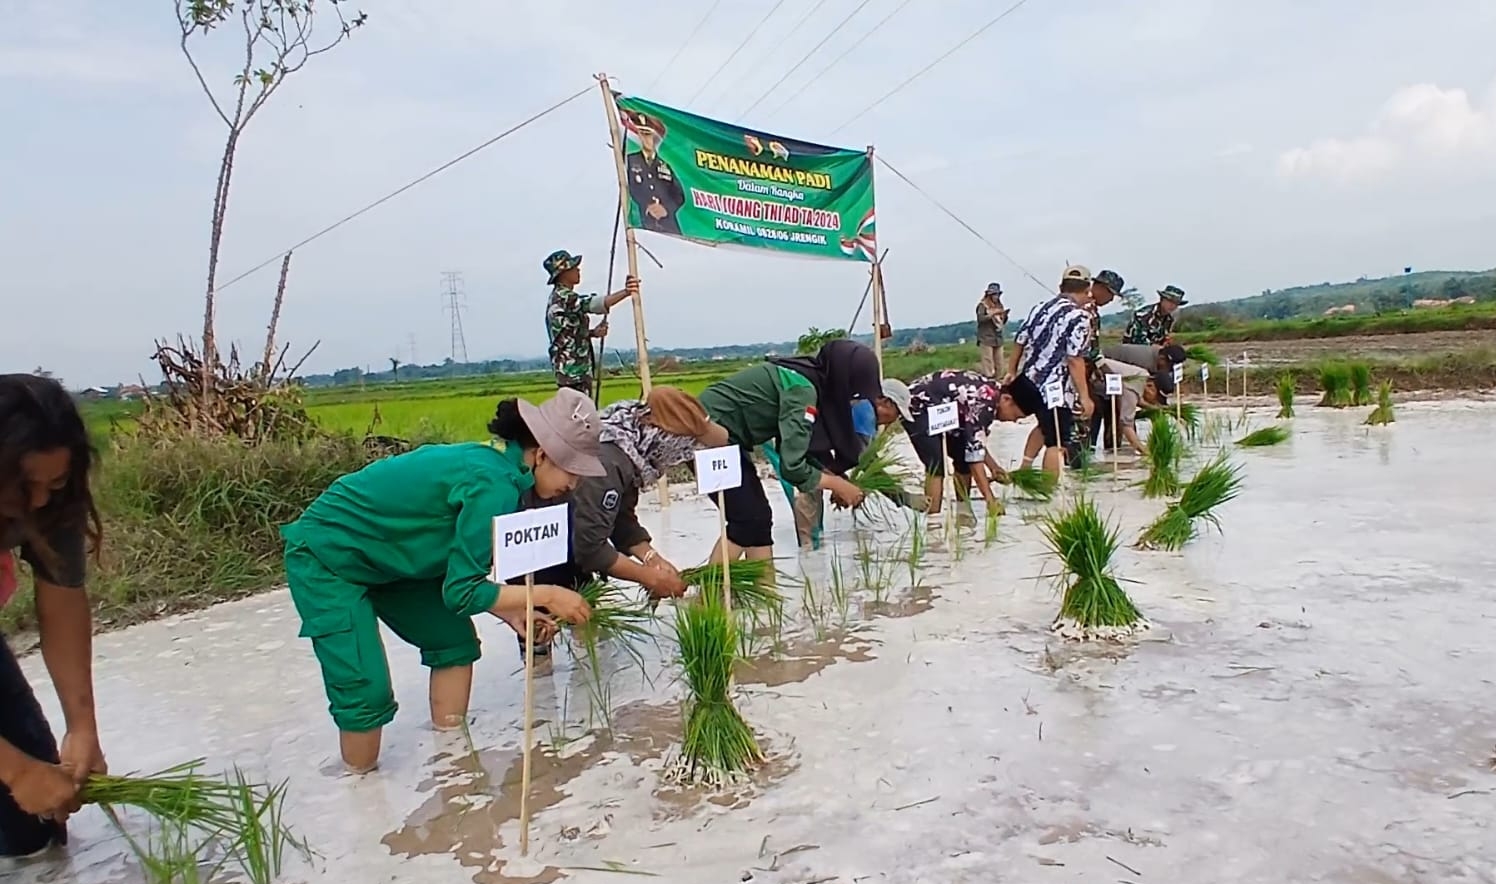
[
  {"left": 1122, "top": 303, "right": 1175, "bottom": 346},
  {"left": 546, "top": 285, "right": 599, "bottom": 379}
]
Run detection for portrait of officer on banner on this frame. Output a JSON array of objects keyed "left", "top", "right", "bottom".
[{"left": 620, "top": 108, "right": 685, "bottom": 235}]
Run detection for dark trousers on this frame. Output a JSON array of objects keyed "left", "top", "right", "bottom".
[{"left": 0, "top": 636, "right": 65, "bottom": 857}]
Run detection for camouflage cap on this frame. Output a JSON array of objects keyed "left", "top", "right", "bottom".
[
  {"left": 1158, "top": 284, "right": 1189, "bottom": 305},
  {"left": 1094, "top": 269, "right": 1125, "bottom": 295},
  {"left": 543, "top": 250, "right": 582, "bottom": 284}
]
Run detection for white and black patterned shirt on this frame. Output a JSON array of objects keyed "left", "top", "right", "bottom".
[{"left": 1014, "top": 295, "right": 1090, "bottom": 407}]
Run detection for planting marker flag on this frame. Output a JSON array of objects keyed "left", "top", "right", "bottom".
[{"left": 613, "top": 93, "right": 877, "bottom": 262}]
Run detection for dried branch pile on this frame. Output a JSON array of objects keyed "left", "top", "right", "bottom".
[{"left": 136, "top": 338, "right": 320, "bottom": 443}]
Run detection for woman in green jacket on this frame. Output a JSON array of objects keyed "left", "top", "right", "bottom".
[
  {"left": 282, "top": 389, "right": 603, "bottom": 773},
  {"left": 698, "top": 340, "right": 879, "bottom": 563}
]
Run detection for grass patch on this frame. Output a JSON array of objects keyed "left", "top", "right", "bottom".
[
  {"left": 1040, "top": 497, "right": 1142, "bottom": 631},
  {"left": 1276, "top": 373, "right": 1296, "bottom": 418},
  {"left": 1365, "top": 381, "right": 1396, "bottom": 425},
  {"left": 1138, "top": 455, "right": 1244, "bottom": 551},
  {"left": 1142, "top": 417, "right": 1184, "bottom": 499},
  {"left": 1235, "top": 425, "right": 1290, "bottom": 447}
]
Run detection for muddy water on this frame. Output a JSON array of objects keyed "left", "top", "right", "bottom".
[{"left": 11, "top": 404, "right": 1496, "bottom": 883}]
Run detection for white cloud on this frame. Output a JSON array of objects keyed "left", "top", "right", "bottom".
[{"left": 1277, "top": 79, "right": 1496, "bottom": 182}]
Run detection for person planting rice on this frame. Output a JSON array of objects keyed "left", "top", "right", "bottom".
[
  {"left": 1005, "top": 265, "right": 1096, "bottom": 478},
  {"left": 506, "top": 387, "right": 729, "bottom": 656},
  {"left": 1096, "top": 344, "right": 1186, "bottom": 456},
  {"left": 769, "top": 379, "right": 920, "bottom": 549},
  {"left": 280, "top": 388, "right": 602, "bottom": 774},
  {"left": 1074, "top": 269, "right": 1123, "bottom": 459},
  {"left": 0, "top": 375, "right": 107, "bottom": 860},
  {"left": 697, "top": 340, "right": 879, "bottom": 562},
  {"left": 901, "top": 370, "right": 1043, "bottom": 521}
]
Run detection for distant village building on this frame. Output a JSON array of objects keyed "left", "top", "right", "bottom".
[
  {"left": 1412, "top": 296, "right": 1476, "bottom": 309},
  {"left": 1322, "top": 304, "right": 1357, "bottom": 316}
]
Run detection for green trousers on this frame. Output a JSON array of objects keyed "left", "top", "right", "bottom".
[{"left": 285, "top": 541, "right": 482, "bottom": 733}]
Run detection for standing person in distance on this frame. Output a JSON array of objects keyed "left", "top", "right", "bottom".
[
  {"left": 543, "top": 249, "right": 639, "bottom": 395},
  {"left": 1080, "top": 269, "right": 1125, "bottom": 454},
  {"left": 1122, "top": 285, "right": 1188, "bottom": 346},
  {"left": 698, "top": 339, "right": 878, "bottom": 564},
  {"left": 975, "top": 283, "right": 1010, "bottom": 378},
  {"left": 0, "top": 374, "right": 108, "bottom": 860},
  {"left": 1004, "top": 266, "right": 1096, "bottom": 478}
]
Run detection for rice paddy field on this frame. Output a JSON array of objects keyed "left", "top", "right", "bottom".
[{"left": 17, "top": 401, "right": 1496, "bottom": 884}]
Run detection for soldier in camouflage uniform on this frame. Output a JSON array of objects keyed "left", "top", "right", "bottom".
[
  {"left": 543, "top": 250, "right": 639, "bottom": 396},
  {"left": 1067, "top": 269, "right": 1124, "bottom": 465},
  {"left": 1122, "top": 284, "right": 1187, "bottom": 345}
]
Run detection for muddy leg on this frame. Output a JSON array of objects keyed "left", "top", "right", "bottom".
[
  {"left": 429, "top": 665, "right": 474, "bottom": 731},
  {"left": 340, "top": 729, "right": 383, "bottom": 773}
]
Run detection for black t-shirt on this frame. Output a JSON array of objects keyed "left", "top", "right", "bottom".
[{"left": 2, "top": 517, "right": 87, "bottom": 588}]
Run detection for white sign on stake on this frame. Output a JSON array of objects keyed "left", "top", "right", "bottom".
[
  {"left": 1172, "top": 364, "right": 1185, "bottom": 385},
  {"left": 492, "top": 504, "right": 570, "bottom": 581},
  {"left": 927, "top": 401, "right": 959, "bottom": 435},
  {"left": 1200, "top": 364, "right": 1211, "bottom": 382},
  {"left": 694, "top": 445, "right": 743, "bottom": 496},
  {"left": 1043, "top": 380, "right": 1065, "bottom": 409},
  {"left": 1105, "top": 373, "right": 1123, "bottom": 396}
]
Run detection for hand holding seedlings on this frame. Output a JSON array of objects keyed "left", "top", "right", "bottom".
[{"left": 3, "top": 758, "right": 81, "bottom": 820}]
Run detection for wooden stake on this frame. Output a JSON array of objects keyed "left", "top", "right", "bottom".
[
  {"left": 519, "top": 572, "right": 536, "bottom": 855},
  {"left": 866, "top": 145, "right": 884, "bottom": 375},
  {"left": 598, "top": 73, "right": 669, "bottom": 508}
]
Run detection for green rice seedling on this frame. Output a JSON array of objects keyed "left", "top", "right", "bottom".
[
  {"left": 680, "top": 560, "right": 784, "bottom": 619},
  {"left": 1142, "top": 416, "right": 1183, "bottom": 499},
  {"left": 827, "top": 549, "right": 852, "bottom": 624},
  {"left": 848, "top": 427, "right": 918, "bottom": 498},
  {"left": 672, "top": 594, "right": 763, "bottom": 782},
  {"left": 1185, "top": 344, "right": 1221, "bottom": 366},
  {"left": 1276, "top": 373, "right": 1296, "bottom": 418},
  {"left": 1138, "top": 402, "right": 1202, "bottom": 439},
  {"left": 84, "top": 761, "right": 305, "bottom": 884},
  {"left": 983, "top": 507, "right": 1001, "bottom": 549},
  {"left": 564, "top": 580, "right": 658, "bottom": 726},
  {"left": 1006, "top": 467, "right": 1058, "bottom": 501},
  {"left": 903, "top": 514, "right": 927, "bottom": 588},
  {"left": 1039, "top": 497, "right": 1143, "bottom": 632},
  {"left": 1318, "top": 363, "right": 1352, "bottom": 407},
  {"left": 1200, "top": 412, "right": 1232, "bottom": 446},
  {"left": 798, "top": 571, "right": 828, "bottom": 639},
  {"left": 1235, "top": 425, "right": 1290, "bottom": 448},
  {"left": 1365, "top": 381, "right": 1396, "bottom": 425},
  {"left": 1137, "top": 454, "right": 1243, "bottom": 551},
  {"left": 1350, "top": 362, "right": 1373, "bottom": 406}
]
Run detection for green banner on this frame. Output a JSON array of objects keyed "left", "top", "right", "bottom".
[{"left": 612, "top": 94, "right": 876, "bottom": 262}]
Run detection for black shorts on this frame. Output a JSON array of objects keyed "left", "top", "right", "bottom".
[
  {"left": 909, "top": 431, "right": 972, "bottom": 478},
  {"left": 1036, "top": 404, "right": 1075, "bottom": 450},
  {"left": 0, "top": 636, "right": 66, "bottom": 857},
  {"left": 710, "top": 449, "right": 774, "bottom": 548}
]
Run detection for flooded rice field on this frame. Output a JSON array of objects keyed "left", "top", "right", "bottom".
[{"left": 12, "top": 403, "right": 1496, "bottom": 884}]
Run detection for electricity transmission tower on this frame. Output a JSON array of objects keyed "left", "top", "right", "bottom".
[{"left": 440, "top": 271, "right": 469, "bottom": 364}]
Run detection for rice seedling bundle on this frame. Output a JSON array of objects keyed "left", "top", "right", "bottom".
[
  {"left": 670, "top": 594, "right": 763, "bottom": 785},
  {"left": 1039, "top": 497, "right": 1144, "bottom": 640},
  {"left": 847, "top": 427, "right": 917, "bottom": 497},
  {"left": 679, "top": 559, "right": 785, "bottom": 618},
  {"left": 83, "top": 761, "right": 303, "bottom": 884},
  {"left": 1350, "top": 362, "right": 1373, "bottom": 406},
  {"left": 1142, "top": 417, "right": 1184, "bottom": 499},
  {"left": 1276, "top": 373, "right": 1296, "bottom": 419},
  {"left": 1318, "top": 363, "right": 1352, "bottom": 408},
  {"left": 1365, "top": 381, "right": 1396, "bottom": 425},
  {"left": 1137, "top": 454, "right": 1243, "bottom": 551},
  {"left": 1185, "top": 344, "right": 1221, "bottom": 366},
  {"left": 1006, "top": 467, "right": 1057, "bottom": 501},
  {"left": 1138, "top": 402, "right": 1202, "bottom": 439},
  {"left": 566, "top": 579, "right": 657, "bottom": 670},
  {"left": 1235, "top": 425, "right": 1290, "bottom": 447}
]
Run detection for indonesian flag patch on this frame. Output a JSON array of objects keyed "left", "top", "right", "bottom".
[{"left": 803, "top": 405, "right": 817, "bottom": 423}]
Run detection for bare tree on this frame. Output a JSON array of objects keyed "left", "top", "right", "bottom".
[{"left": 175, "top": 0, "right": 367, "bottom": 393}]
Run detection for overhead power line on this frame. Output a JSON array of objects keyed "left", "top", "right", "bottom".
[
  {"left": 832, "top": 0, "right": 1032, "bottom": 136},
  {"left": 740, "top": 0, "right": 878, "bottom": 118},
  {"left": 712, "top": 0, "right": 835, "bottom": 113},
  {"left": 877, "top": 155, "right": 1050, "bottom": 294},
  {"left": 644, "top": 0, "right": 725, "bottom": 94},
  {"left": 686, "top": 0, "right": 789, "bottom": 106},
  {"left": 762, "top": 0, "right": 919, "bottom": 120},
  {"left": 215, "top": 85, "right": 593, "bottom": 295}
]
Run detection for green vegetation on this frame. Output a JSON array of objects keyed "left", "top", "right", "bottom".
[
  {"left": 1366, "top": 382, "right": 1396, "bottom": 425},
  {"left": 1350, "top": 363, "right": 1373, "bottom": 406},
  {"left": 1138, "top": 455, "right": 1244, "bottom": 551},
  {"left": 1236, "top": 426, "right": 1291, "bottom": 447},
  {"left": 1318, "top": 363, "right": 1353, "bottom": 408},
  {"left": 1040, "top": 497, "right": 1141, "bottom": 631},
  {"left": 1142, "top": 417, "right": 1184, "bottom": 499},
  {"left": 672, "top": 593, "right": 762, "bottom": 781},
  {"left": 1185, "top": 344, "right": 1220, "bottom": 366},
  {"left": 1006, "top": 467, "right": 1057, "bottom": 501},
  {"left": 1276, "top": 373, "right": 1296, "bottom": 418},
  {"left": 847, "top": 427, "right": 917, "bottom": 497}
]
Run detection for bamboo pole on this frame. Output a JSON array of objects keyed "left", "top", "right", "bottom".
[
  {"left": 865, "top": 145, "right": 884, "bottom": 375},
  {"left": 598, "top": 73, "right": 669, "bottom": 506},
  {"left": 519, "top": 572, "right": 536, "bottom": 855}
]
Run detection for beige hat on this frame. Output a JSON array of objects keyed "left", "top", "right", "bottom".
[
  {"left": 518, "top": 388, "right": 606, "bottom": 477},
  {"left": 1062, "top": 264, "right": 1093, "bottom": 284}
]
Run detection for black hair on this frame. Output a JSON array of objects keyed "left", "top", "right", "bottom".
[
  {"left": 1059, "top": 278, "right": 1090, "bottom": 295},
  {"left": 1160, "top": 344, "right": 1188, "bottom": 365},
  {"left": 0, "top": 373, "right": 102, "bottom": 563},
  {"left": 1001, "top": 375, "right": 1045, "bottom": 417},
  {"left": 486, "top": 398, "right": 539, "bottom": 448}
]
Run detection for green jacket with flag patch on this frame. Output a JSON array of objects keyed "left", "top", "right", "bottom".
[{"left": 699, "top": 363, "right": 821, "bottom": 494}]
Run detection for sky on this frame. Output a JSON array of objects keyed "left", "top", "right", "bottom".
[{"left": 4, "top": 0, "right": 1496, "bottom": 387}]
